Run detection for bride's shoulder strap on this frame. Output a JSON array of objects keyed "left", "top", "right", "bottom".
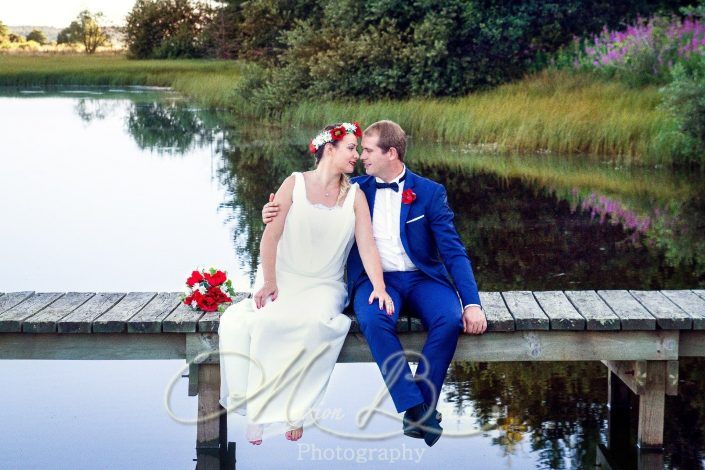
[
  {"left": 291, "top": 171, "right": 305, "bottom": 202},
  {"left": 344, "top": 181, "right": 358, "bottom": 210}
]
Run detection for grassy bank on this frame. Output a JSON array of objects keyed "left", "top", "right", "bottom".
[
  {"left": 0, "top": 55, "right": 683, "bottom": 164},
  {"left": 284, "top": 69, "right": 680, "bottom": 165},
  {"left": 0, "top": 55, "right": 244, "bottom": 108}
]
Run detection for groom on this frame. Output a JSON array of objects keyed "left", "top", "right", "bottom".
[{"left": 263, "top": 120, "right": 486, "bottom": 447}]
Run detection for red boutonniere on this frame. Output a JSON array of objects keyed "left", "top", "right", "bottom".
[{"left": 402, "top": 188, "right": 416, "bottom": 204}]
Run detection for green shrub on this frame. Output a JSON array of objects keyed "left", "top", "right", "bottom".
[
  {"left": 235, "top": 0, "right": 692, "bottom": 115},
  {"left": 659, "top": 52, "right": 705, "bottom": 164}
]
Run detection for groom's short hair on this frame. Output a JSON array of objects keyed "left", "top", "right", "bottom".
[{"left": 364, "top": 120, "right": 407, "bottom": 162}]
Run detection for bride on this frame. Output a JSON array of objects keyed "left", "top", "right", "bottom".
[{"left": 218, "top": 122, "right": 394, "bottom": 445}]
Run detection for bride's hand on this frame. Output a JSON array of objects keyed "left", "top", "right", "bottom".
[
  {"left": 254, "top": 281, "right": 278, "bottom": 309},
  {"left": 368, "top": 287, "right": 394, "bottom": 316}
]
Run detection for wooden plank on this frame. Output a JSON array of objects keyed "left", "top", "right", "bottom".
[
  {"left": 346, "top": 313, "right": 359, "bottom": 333},
  {"left": 629, "top": 290, "right": 692, "bottom": 330},
  {"left": 0, "top": 292, "right": 64, "bottom": 332},
  {"left": 336, "top": 330, "right": 679, "bottom": 362},
  {"left": 533, "top": 291, "right": 585, "bottom": 330},
  {"left": 0, "top": 333, "right": 185, "bottom": 359},
  {"left": 564, "top": 290, "right": 620, "bottom": 330},
  {"left": 661, "top": 290, "right": 705, "bottom": 329},
  {"left": 57, "top": 293, "right": 126, "bottom": 333},
  {"left": 92, "top": 292, "right": 157, "bottom": 333},
  {"left": 501, "top": 291, "right": 549, "bottom": 330},
  {"left": 597, "top": 290, "right": 656, "bottom": 330},
  {"left": 0, "top": 291, "right": 34, "bottom": 313},
  {"left": 186, "top": 333, "right": 220, "bottom": 365},
  {"left": 693, "top": 289, "right": 705, "bottom": 301},
  {"left": 22, "top": 292, "right": 95, "bottom": 333},
  {"left": 601, "top": 360, "right": 647, "bottom": 394},
  {"left": 638, "top": 361, "right": 666, "bottom": 450},
  {"left": 163, "top": 301, "right": 204, "bottom": 333},
  {"left": 197, "top": 293, "right": 248, "bottom": 332},
  {"left": 188, "top": 363, "right": 199, "bottom": 397},
  {"left": 479, "top": 291, "right": 515, "bottom": 331},
  {"left": 127, "top": 292, "right": 181, "bottom": 333},
  {"left": 666, "top": 360, "right": 679, "bottom": 397}
]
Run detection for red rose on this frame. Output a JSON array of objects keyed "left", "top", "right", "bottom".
[
  {"left": 204, "top": 270, "right": 226, "bottom": 287},
  {"left": 353, "top": 121, "right": 362, "bottom": 137},
  {"left": 199, "top": 295, "right": 219, "bottom": 312},
  {"left": 186, "top": 270, "right": 204, "bottom": 287},
  {"left": 309, "top": 141, "right": 317, "bottom": 153},
  {"left": 402, "top": 188, "right": 416, "bottom": 205},
  {"left": 208, "top": 286, "right": 231, "bottom": 303},
  {"left": 184, "top": 290, "right": 204, "bottom": 307},
  {"left": 330, "top": 126, "right": 346, "bottom": 141}
]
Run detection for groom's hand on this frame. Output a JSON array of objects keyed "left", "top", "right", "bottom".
[
  {"left": 462, "top": 306, "right": 487, "bottom": 335},
  {"left": 262, "top": 193, "right": 280, "bottom": 224}
]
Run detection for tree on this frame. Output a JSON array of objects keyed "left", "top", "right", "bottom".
[
  {"left": 64, "top": 10, "right": 110, "bottom": 54},
  {"left": 57, "top": 21, "right": 82, "bottom": 44},
  {"left": 124, "top": 0, "right": 214, "bottom": 59},
  {"left": 0, "top": 21, "right": 9, "bottom": 42},
  {"left": 26, "top": 29, "right": 47, "bottom": 44}
]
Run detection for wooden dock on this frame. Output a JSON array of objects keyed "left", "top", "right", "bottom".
[{"left": 2, "top": 289, "right": 705, "bottom": 468}]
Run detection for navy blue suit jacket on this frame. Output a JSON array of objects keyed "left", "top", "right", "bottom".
[{"left": 347, "top": 169, "right": 481, "bottom": 308}]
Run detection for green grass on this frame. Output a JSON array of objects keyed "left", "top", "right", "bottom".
[
  {"left": 283, "top": 69, "right": 681, "bottom": 165},
  {"left": 0, "top": 56, "right": 686, "bottom": 164},
  {"left": 0, "top": 55, "right": 244, "bottom": 108}
]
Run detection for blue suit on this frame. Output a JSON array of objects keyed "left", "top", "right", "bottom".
[{"left": 347, "top": 169, "right": 481, "bottom": 413}]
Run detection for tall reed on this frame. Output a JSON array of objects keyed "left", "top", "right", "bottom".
[{"left": 283, "top": 69, "right": 679, "bottom": 165}]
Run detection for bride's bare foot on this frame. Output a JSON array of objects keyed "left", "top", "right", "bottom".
[
  {"left": 285, "top": 427, "right": 303, "bottom": 441},
  {"left": 246, "top": 423, "right": 264, "bottom": 445}
]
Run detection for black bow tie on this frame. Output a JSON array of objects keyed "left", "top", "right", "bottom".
[{"left": 375, "top": 172, "right": 406, "bottom": 192}]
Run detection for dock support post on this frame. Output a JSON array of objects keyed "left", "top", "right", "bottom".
[
  {"left": 196, "top": 363, "right": 226, "bottom": 449},
  {"left": 637, "top": 361, "right": 665, "bottom": 451}
]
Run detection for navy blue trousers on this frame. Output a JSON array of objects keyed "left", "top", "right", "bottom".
[{"left": 353, "top": 271, "right": 463, "bottom": 413}]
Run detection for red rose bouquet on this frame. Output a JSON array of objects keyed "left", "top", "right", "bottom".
[{"left": 180, "top": 267, "right": 236, "bottom": 313}]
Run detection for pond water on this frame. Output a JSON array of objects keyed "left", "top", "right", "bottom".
[{"left": 1, "top": 88, "right": 704, "bottom": 469}]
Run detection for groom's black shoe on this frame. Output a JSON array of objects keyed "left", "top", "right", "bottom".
[
  {"left": 403, "top": 403, "right": 443, "bottom": 446},
  {"left": 403, "top": 409, "right": 443, "bottom": 439}
]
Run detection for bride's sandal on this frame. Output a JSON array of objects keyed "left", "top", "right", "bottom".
[
  {"left": 246, "top": 423, "right": 264, "bottom": 445},
  {"left": 285, "top": 426, "right": 304, "bottom": 441}
]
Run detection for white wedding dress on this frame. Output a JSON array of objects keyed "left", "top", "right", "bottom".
[{"left": 218, "top": 172, "right": 356, "bottom": 437}]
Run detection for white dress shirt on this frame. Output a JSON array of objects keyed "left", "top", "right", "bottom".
[
  {"left": 371, "top": 165, "right": 481, "bottom": 311},
  {"left": 372, "top": 166, "right": 418, "bottom": 272}
]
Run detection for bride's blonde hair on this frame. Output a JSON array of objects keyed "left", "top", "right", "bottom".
[{"left": 312, "top": 123, "right": 352, "bottom": 206}]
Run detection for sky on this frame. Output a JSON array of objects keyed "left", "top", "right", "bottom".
[{"left": 4, "top": 1, "right": 150, "bottom": 27}]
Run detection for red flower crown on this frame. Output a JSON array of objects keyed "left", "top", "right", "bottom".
[{"left": 309, "top": 122, "right": 363, "bottom": 154}]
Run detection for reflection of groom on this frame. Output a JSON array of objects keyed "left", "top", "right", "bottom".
[{"left": 264, "top": 120, "right": 486, "bottom": 447}]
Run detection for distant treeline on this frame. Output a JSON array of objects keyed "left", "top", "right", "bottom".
[{"left": 124, "top": 0, "right": 694, "bottom": 108}]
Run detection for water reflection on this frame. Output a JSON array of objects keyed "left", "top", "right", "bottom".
[
  {"left": 446, "top": 362, "right": 607, "bottom": 469},
  {"left": 55, "top": 89, "right": 705, "bottom": 288},
  {"left": 213, "top": 134, "right": 705, "bottom": 289},
  {"left": 126, "top": 101, "right": 221, "bottom": 154}
]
